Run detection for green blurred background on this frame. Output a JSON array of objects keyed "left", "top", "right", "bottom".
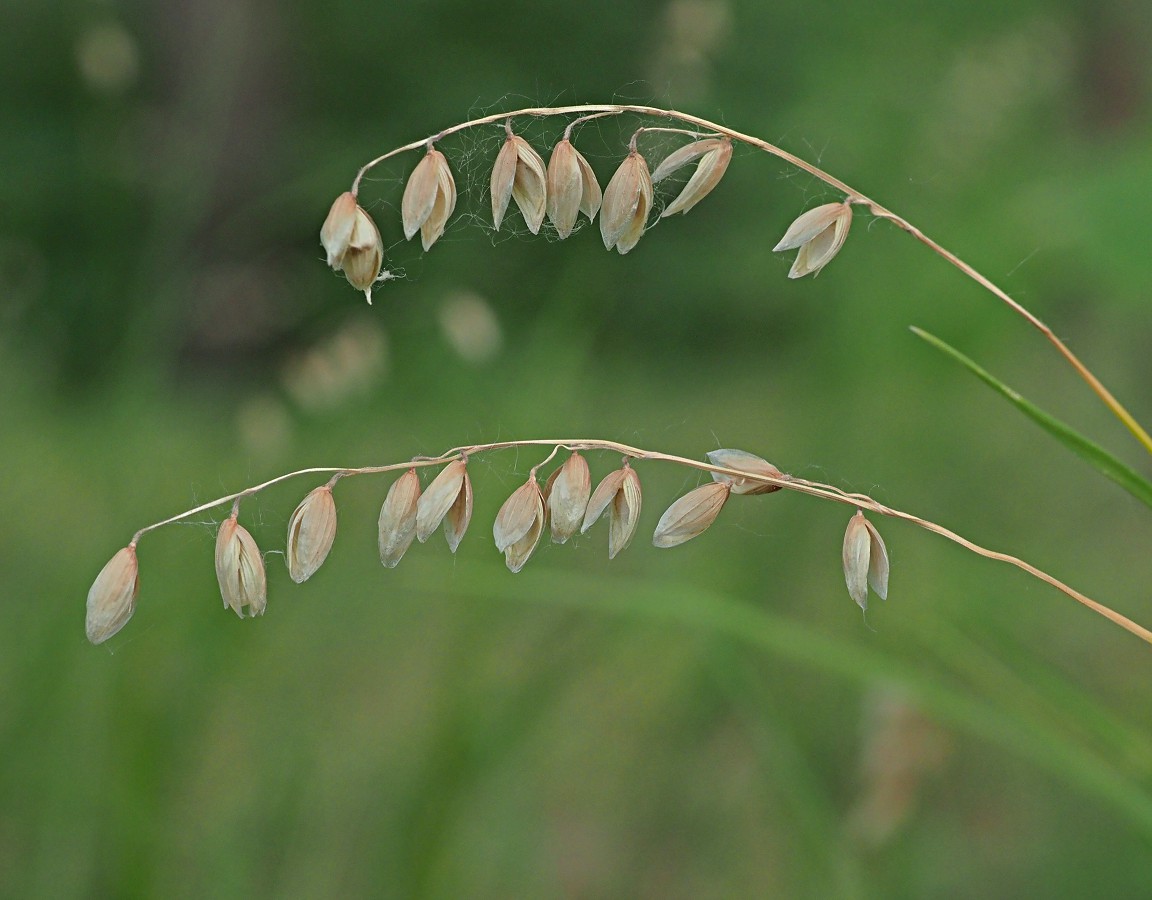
[{"left": 5, "top": 0, "right": 1152, "bottom": 896}]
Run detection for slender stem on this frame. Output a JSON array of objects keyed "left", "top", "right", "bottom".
[
  {"left": 127, "top": 438, "right": 1152, "bottom": 647},
  {"left": 633, "top": 126, "right": 721, "bottom": 140},
  {"left": 348, "top": 104, "right": 1152, "bottom": 455}
]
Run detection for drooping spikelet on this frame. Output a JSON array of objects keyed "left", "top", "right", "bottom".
[
  {"left": 491, "top": 132, "right": 548, "bottom": 234},
  {"left": 401, "top": 148, "right": 457, "bottom": 251}
]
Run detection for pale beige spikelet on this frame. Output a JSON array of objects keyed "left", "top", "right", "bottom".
[
  {"left": 341, "top": 207, "right": 384, "bottom": 303},
  {"left": 546, "top": 139, "right": 602, "bottom": 239},
  {"left": 843, "top": 510, "right": 890, "bottom": 612},
  {"left": 494, "top": 476, "right": 545, "bottom": 572},
  {"left": 582, "top": 467, "right": 626, "bottom": 532},
  {"left": 86, "top": 545, "right": 140, "bottom": 644},
  {"left": 654, "top": 137, "right": 732, "bottom": 217},
  {"left": 609, "top": 466, "right": 643, "bottom": 558},
  {"left": 493, "top": 476, "right": 543, "bottom": 553},
  {"left": 379, "top": 468, "right": 422, "bottom": 567},
  {"left": 286, "top": 485, "right": 338, "bottom": 583},
  {"left": 706, "top": 449, "right": 785, "bottom": 495},
  {"left": 320, "top": 191, "right": 359, "bottom": 267},
  {"left": 581, "top": 464, "right": 643, "bottom": 559},
  {"left": 774, "top": 200, "right": 853, "bottom": 278},
  {"left": 401, "top": 148, "right": 457, "bottom": 251},
  {"left": 600, "top": 151, "right": 653, "bottom": 254},
  {"left": 652, "top": 482, "right": 731, "bottom": 548},
  {"left": 504, "top": 503, "right": 544, "bottom": 573},
  {"left": 547, "top": 451, "right": 591, "bottom": 543},
  {"left": 215, "top": 515, "right": 267, "bottom": 618},
  {"left": 321, "top": 193, "right": 386, "bottom": 303},
  {"left": 491, "top": 133, "right": 548, "bottom": 234},
  {"left": 416, "top": 458, "right": 467, "bottom": 543},
  {"left": 443, "top": 466, "right": 473, "bottom": 553}
]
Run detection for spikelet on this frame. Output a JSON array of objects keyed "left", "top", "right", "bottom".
[
  {"left": 652, "top": 482, "right": 730, "bottom": 548},
  {"left": 443, "top": 465, "right": 474, "bottom": 553},
  {"left": 286, "top": 485, "right": 338, "bottom": 583},
  {"left": 842, "top": 510, "right": 890, "bottom": 612},
  {"left": 379, "top": 468, "right": 422, "bottom": 567},
  {"left": 320, "top": 192, "right": 387, "bottom": 303},
  {"left": 653, "top": 137, "right": 733, "bottom": 217},
  {"left": 85, "top": 545, "right": 140, "bottom": 644},
  {"left": 415, "top": 458, "right": 470, "bottom": 545},
  {"left": 774, "top": 201, "right": 853, "bottom": 278},
  {"left": 493, "top": 476, "right": 544, "bottom": 572},
  {"left": 546, "top": 138, "right": 602, "bottom": 239},
  {"left": 401, "top": 148, "right": 457, "bottom": 251},
  {"left": 706, "top": 449, "right": 785, "bottom": 495},
  {"left": 215, "top": 514, "right": 267, "bottom": 619},
  {"left": 320, "top": 192, "right": 359, "bottom": 267},
  {"left": 600, "top": 151, "right": 653, "bottom": 254},
  {"left": 546, "top": 451, "right": 591, "bottom": 543},
  {"left": 491, "top": 133, "right": 548, "bottom": 234},
  {"left": 581, "top": 464, "right": 643, "bottom": 559}
]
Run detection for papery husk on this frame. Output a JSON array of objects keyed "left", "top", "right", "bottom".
[
  {"left": 659, "top": 138, "right": 732, "bottom": 217},
  {"left": 341, "top": 207, "right": 384, "bottom": 303},
  {"left": 85, "top": 545, "right": 140, "bottom": 644},
  {"left": 706, "top": 448, "right": 785, "bottom": 495},
  {"left": 652, "top": 482, "right": 730, "bottom": 548},
  {"left": 493, "top": 476, "right": 545, "bottom": 572},
  {"left": 286, "top": 485, "right": 338, "bottom": 583},
  {"left": 843, "top": 510, "right": 889, "bottom": 612},
  {"left": 443, "top": 468, "right": 473, "bottom": 553},
  {"left": 320, "top": 191, "right": 359, "bottom": 268},
  {"left": 503, "top": 497, "right": 544, "bottom": 573},
  {"left": 581, "top": 465, "right": 642, "bottom": 558},
  {"left": 379, "top": 469, "right": 422, "bottom": 567},
  {"left": 491, "top": 134, "right": 547, "bottom": 234},
  {"left": 215, "top": 515, "right": 267, "bottom": 618},
  {"left": 547, "top": 452, "right": 591, "bottom": 543},
  {"left": 581, "top": 467, "right": 628, "bottom": 533},
  {"left": 600, "top": 152, "right": 653, "bottom": 254},
  {"left": 416, "top": 458, "right": 467, "bottom": 543},
  {"left": 402, "top": 148, "right": 456, "bottom": 251},
  {"left": 609, "top": 466, "right": 643, "bottom": 558},
  {"left": 493, "top": 476, "right": 543, "bottom": 552},
  {"left": 546, "top": 139, "right": 601, "bottom": 238},
  {"left": 774, "top": 201, "right": 853, "bottom": 278}
]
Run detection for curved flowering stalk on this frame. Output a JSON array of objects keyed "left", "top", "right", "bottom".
[
  {"left": 334, "top": 104, "right": 1152, "bottom": 457},
  {"left": 85, "top": 438, "right": 1152, "bottom": 648}
]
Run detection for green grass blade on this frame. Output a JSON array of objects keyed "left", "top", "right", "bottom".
[
  {"left": 911, "top": 327, "right": 1152, "bottom": 511},
  {"left": 403, "top": 560, "right": 1152, "bottom": 837}
]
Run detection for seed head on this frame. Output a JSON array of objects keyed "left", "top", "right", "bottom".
[
  {"left": 443, "top": 466, "right": 474, "bottom": 553},
  {"left": 706, "top": 448, "right": 785, "bottom": 495},
  {"left": 491, "top": 132, "right": 548, "bottom": 234},
  {"left": 85, "top": 545, "right": 139, "bottom": 644},
  {"left": 285, "top": 485, "right": 337, "bottom": 584},
  {"left": 401, "top": 147, "right": 457, "bottom": 251},
  {"left": 493, "top": 475, "right": 545, "bottom": 572},
  {"left": 842, "top": 510, "right": 890, "bottom": 613},
  {"left": 581, "top": 463, "right": 643, "bottom": 559},
  {"left": 652, "top": 137, "right": 732, "bottom": 218},
  {"left": 546, "top": 138, "right": 602, "bottom": 239},
  {"left": 774, "top": 200, "right": 853, "bottom": 278},
  {"left": 415, "top": 458, "right": 469, "bottom": 545},
  {"left": 215, "top": 514, "right": 267, "bottom": 619},
  {"left": 320, "top": 192, "right": 386, "bottom": 304},
  {"left": 600, "top": 151, "right": 653, "bottom": 254},
  {"left": 652, "top": 481, "right": 730, "bottom": 548},
  {"left": 320, "top": 191, "right": 358, "bottom": 267},
  {"left": 379, "top": 468, "right": 422, "bottom": 568},
  {"left": 546, "top": 451, "right": 591, "bottom": 544}
]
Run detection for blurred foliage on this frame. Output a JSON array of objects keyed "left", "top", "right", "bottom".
[{"left": 4, "top": 0, "right": 1152, "bottom": 896}]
